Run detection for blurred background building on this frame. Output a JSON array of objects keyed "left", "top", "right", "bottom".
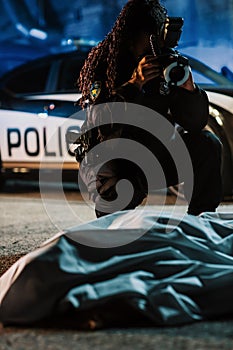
[{"left": 0, "top": 0, "right": 233, "bottom": 72}]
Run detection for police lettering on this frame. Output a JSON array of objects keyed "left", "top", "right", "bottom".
[
  {"left": 43, "top": 127, "right": 56, "bottom": 157},
  {"left": 24, "top": 128, "right": 40, "bottom": 156},
  {"left": 7, "top": 127, "right": 74, "bottom": 158},
  {"left": 7, "top": 128, "right": 21, "bottom": 156}
]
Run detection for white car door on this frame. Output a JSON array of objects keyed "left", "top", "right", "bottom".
[{"left": 0, "top": 96, "right": 84, "bottom": 172}]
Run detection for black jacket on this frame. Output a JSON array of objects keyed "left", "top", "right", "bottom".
[
  {"left": 115, "top": 79, "right": 209, "bottom": 132},
  {"left": 84, "top": 79, "right": 209, "bottom": 149}
]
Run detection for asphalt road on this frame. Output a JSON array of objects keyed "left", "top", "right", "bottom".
[{"left": 0, "top": 179, "right": 233, "bottom": 350}]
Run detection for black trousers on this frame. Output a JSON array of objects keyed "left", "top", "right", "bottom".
[{"left": 79, "top": 130, "right": 222, "bottom": 217}]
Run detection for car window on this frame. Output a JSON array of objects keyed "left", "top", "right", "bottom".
[
  {"left": 0, "top": 59, "right": 28, "bottom": 77},
  {"left": 188, "top": 56, "right": 233, "bottom": 86},
  {"left": 56, "top": 56, "right": 86, "bottom": 92},
  {"left": 4, "top": 62, "right": 51, "bottom": 94},
  {"left": 191, "top": 69, "right": 217, "bottom": 85}
]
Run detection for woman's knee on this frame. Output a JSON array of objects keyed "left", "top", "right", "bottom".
[
  {"left": 183, "top": 130, "right": 222, "bottom": 161},
  {"left": 202, "top": 130, "right": 222, "bottom": 154}
]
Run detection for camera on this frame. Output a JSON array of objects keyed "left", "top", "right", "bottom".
[{"left": 150, "top": 17, "right": 190, "bottom": 93}]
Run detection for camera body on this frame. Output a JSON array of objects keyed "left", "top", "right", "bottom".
[{"left": 150, "top": 17, "right": 190, "bottom": 92}]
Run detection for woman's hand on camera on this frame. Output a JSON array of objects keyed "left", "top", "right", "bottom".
[
  {"left": 129, "top": 55, "right": 162, "bottom": 90},
  {"left": 180, "top": 71, "right": 196, "bottom": 92}
]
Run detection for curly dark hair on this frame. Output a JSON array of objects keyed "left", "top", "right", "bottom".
[{"left": 78, "top": 0, "right": 167, "bottom": 108}]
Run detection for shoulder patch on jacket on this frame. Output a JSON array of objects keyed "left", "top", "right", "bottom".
[{"left": 90, "top": 81, "right": 102, "bottom": 101}]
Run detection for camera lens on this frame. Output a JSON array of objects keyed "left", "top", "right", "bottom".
[
  {"left": 169, "top": 66, "right": 186, "bottom": 83},
  {"left": 164, "top": 60, "right": 190, "bottom": 86}
]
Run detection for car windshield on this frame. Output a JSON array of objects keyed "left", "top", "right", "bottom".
[
  {"left": 191, "top": 70, "right": 220, "bottom": 85},
  {"left": 187, "top": 55, "right": 233, "bottom": 87}
]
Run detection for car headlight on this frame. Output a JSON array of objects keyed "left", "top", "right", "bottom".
[{"left": 209, "top": 105, "right": 224, "bottom": 126}]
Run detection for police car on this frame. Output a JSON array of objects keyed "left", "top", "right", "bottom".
[
  {"left": 0, "top": 90, "right": 85, "bottom": 185},
  {"left": 0, "top": 50, "right": 88, "bottom": 185},
  {"left": 0, "top": 50, "right": 232, "bottom": 198}
]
